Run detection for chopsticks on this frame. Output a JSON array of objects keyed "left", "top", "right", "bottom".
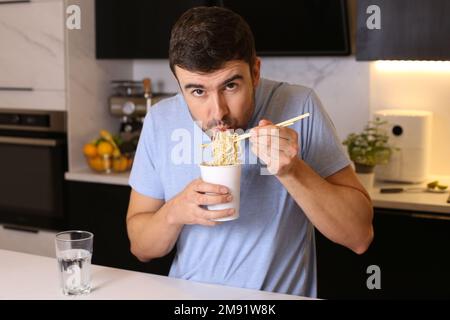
[
  {"left": 201, "top": 112, "right": 311, "bottom": 148},
  {"left": 235, "top": 112, "right": 311, "bottom": 143}
]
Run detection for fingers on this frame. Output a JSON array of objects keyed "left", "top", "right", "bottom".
[
  {"left": 250, "top": 132, "right": 299, "bottom": 158},
  {"left": 175, "top": 179, "right": 235, "bottom": 227},
  {"left": 258, "top": 127, "right": 297, "bottom": 141},
  {"left": 197, "top": 219, "right": 222, "bottom": 227},
  {"left": 187, "top": 208, "right": 235, "bottom": 227},
  {"left": 250, "top": 125, "right": 278, "bottom": 138},
  {"left": 258, "top": 119, "right": 273, "bottom": 126},
  {"left": 250, "top": 125, "right": 298, "bottom": 152},
  {"left": 197, "top": 207, "right": 236, "bottom": 222},
  {"left": 251, "top": 126, "right": 297, "bottom": 143},
  {"left": 251, "top": 135, "right": 296, "bottom": 151},
  {"left": 249, "top": 125, "right": 300, "bottom": 176},
  {"left": 192, "top": 179, "right": 229, "bottom": 194},
  {"left": 191, "top": 192, "right": 233, "bottom": 206},
  {"left": 189, "top": 179, "right": 232, "bottom": 205}
]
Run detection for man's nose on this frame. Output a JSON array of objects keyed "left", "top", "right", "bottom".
[{"left": 211, "top": 93, "right": 229, "bottom": 120}]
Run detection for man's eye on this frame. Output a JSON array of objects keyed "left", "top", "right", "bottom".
[
  {"left": 225, "top": 83, "right": 237, "bottom": 90},
  {"left": 191, "top": 89, "right": 204, "bottom": 97}
]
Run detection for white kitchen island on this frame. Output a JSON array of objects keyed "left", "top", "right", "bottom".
[{"left": 0, "top": 249, "right": 310, "bottom": 300}]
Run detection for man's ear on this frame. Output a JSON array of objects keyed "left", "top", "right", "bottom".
[{"left": 252, "top": 57, "right": 261, "bottom": 87}]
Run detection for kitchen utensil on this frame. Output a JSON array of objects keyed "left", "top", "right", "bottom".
[
  {"left": 380, "top": 187, "right": 449, "bottom": 193},
  {"left": 201, "top": 112, "right": 311, "bottom": 148},
  {"left": 380, "top": 187, "right": 424, "bottom": 193}
]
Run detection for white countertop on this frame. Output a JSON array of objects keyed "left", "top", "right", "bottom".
[
  {"left": 65, "top": 169, "right": 450, "bottom": 214},
  {"left": 370, "top": 176, "right": 450, "bottom": 214},
  {"left": 0, "top": 249, "right": 309, "bottom": 300},
  {"left": 65, "top": 168, "right": 130, "bottom": 186}
]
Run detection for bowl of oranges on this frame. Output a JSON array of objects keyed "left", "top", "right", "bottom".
[{"left": 83, "top": 130, "right": 134, "bottom": 173}]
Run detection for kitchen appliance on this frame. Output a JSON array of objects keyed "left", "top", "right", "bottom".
[
  {"left": 109, "top": 79, "right": 148, "bottom": 136},
  {"left": 109, "top": 80, "right": 175, "bottom": 129},
  {"left": 0, "top": 109, "right": 67, "bottom": 231},
  {"left": 374, "top": 109, "right": 432, "bottom": 183},
  {"left": 109, "top": 79, "right": 175, "bottom": 146}
]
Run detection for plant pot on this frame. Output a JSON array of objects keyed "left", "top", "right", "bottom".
[{"left": 354, "top": 163, "right": 375, "bottom": 192}]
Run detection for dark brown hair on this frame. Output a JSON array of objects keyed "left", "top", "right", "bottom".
[{"left": 169, "top": 6, "right": 256, "bottom": 75}]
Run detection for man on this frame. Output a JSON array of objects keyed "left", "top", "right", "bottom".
[{"left": 126, "top": 6, "right": 373, "bottom": 297}]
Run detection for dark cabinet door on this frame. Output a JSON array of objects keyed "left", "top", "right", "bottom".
[
  {"left": 316, "top": 208, "right": 450, "bottom": 299},
  {"left": 95, "top": 0, "right": 351, "bottom": 59},
  {"left": 67, "top": 181, "right": 175, "bottom": 276},
  {"left": 221, "top": 0, "right": 350, "bottom": 56},
  {"left": 356, "top": 0, "right": 450, "bottom": 60},
  {"left": 95, "top": 0, "right": 212, "bottom": 59}
]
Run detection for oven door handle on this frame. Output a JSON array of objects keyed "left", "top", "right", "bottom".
[
  {"left": 0, "top": 136, "right": 63, "bottom": 147},
  {"left": 0, "top": 1, "right": 31, "bottom": 5}
]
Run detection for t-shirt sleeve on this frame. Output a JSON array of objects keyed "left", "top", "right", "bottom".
[
  {"left": 128, "top": 112, "right": 165, "bottom": 200},
  {"left": 300, "top": 90, "right": 351, "bottom": 178}
]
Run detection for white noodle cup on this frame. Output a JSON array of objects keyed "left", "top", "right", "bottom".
[{"left": 199, "top": 163, "right": 241, "bottom": 222}]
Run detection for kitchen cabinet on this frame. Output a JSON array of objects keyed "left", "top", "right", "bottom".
[
  {"left": 210, "top": 1, "right": 350, "bottom": 56},
  {"left": 67, "top": 181, "right": 175, "bottom": 276},
  {"left": 316, "top": 208, "right": 450, "bottom": 299},
  {"left": 0, "top": 0, "right": 65, "bottom": 110},
  {"left": 95, "top": 0, "right": 350, "bottom": 59},
  {"left": 95, "top": 0, "right": 210, "bottom": 59},
  {"left": 356, "top": 0, "right": 450, "bottom": 60},
  {"left": 0, "top": 224, "right": 57, "bottom": 258}
]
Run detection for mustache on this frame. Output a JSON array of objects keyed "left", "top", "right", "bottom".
[{"left": 206, "top": 117, "right": 238, "bottom": 130}]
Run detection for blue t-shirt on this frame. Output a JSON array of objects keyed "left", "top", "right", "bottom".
[{"left": 129, "top": 78, "right": 351, "bottom": 297}]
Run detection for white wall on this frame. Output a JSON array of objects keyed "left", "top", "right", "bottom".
[
  {"left": 65, "top": 0, "right": 133, "bottom": 172},
  {"left": 133, "top": 57, "right": 370, "bottom": 142},
  {"left": 133, "top": 60, "right": 177, "bottom": 93},
  {"left": 260, "top": 57, "right": 370, "bottom": 141},
  {"left": 370, "top": 61, "right": 450, "bottom": 175}
]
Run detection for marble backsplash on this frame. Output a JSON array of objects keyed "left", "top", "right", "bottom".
[
  {"left": 133, "top": 57, "right": 370, "bottom": 141},
  {"left": 65, "top": 0, "right": 133, "bottom": 172}
]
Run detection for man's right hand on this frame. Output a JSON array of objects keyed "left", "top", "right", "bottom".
[{"left": 166, "top": 178, "right": 235, "bottom": 227}]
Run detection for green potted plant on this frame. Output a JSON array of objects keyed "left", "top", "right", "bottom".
[{"left": 343, "top": 118, "right": 395, "bottom": 189}]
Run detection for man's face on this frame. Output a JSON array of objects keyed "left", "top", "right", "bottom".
[{"left": 174, "top": 59, "right": 261, "bottom": 133}]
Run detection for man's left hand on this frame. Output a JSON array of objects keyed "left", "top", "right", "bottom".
[{"left": 250, "top": 119, "right": 300, "bottom": 176}]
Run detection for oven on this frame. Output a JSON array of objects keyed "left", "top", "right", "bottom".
[{"left": 0, "top": 109, "right": 67, "bottom": 231}]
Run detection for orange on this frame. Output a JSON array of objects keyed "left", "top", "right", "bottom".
[
  {"left": 83, "top": 143, "right": 97, "bottom": 157},
  {"left": 112, "top": 148, "right": 121, "bottom": 158},
  {"left": 88, "top": 156, "right": 104, "bottom": 172},
  {"left": 112, "top": 157, "right": 121, "bottom": 172},
  {"left": 97, "top": 141, "right": 114, "bottom": 156},
  {"left": 120, "top": 157, "right": 129, "bottom": 171},
  {"left": 113, "top": 156, "right": 129, "bottom": 172}
]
